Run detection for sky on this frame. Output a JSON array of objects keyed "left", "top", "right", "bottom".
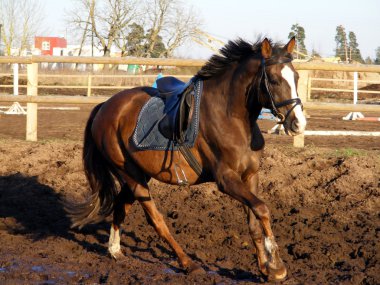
[{"left": 43, "top": 0, "right": 380, "bottom": 60}]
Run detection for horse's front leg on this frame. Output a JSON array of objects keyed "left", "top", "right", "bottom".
[
  {"left": 242, "top": 172, "right": 269, "bottom": 276},
  {"left": 217, "top": 167, "right": 287, "bottom": 281}
]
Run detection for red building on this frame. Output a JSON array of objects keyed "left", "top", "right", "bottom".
[{"left": 34, "top": 36, "right": 67, "bottom": 55}]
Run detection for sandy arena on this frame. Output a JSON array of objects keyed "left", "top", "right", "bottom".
[{"left": 0, "top": 105, "right": 379, "bottom": 284}]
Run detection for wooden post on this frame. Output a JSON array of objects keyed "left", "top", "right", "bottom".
[
  {"left": 26, "top": 63, "right": 38, "bottom": 141},
  {"left": 293, "top": 133, "right": 305, "bottom": 148},
  {"left": 13, "top": 63, "right": 19, "bottom": 96},
  {"left": 307, "top": 74, "right": 312, "bottom": 101},
  {"left": 297, "top": 70, "right": 309, "bottom": 103},
  {"left": 293, "top": 70, "right": 309, "bottom": 147},
  {"left": 87, "top": 74, "right": 92, "bottom": 97}
]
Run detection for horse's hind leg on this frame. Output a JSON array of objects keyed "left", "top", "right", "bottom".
[
  {"left": 109, "top": 184, "right": 135, "bottom": 259},
  {"left": 134, "top": 183, "right": 204, "bottom": 274}
]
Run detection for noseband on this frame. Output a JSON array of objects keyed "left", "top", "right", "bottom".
[{"left": 259, "top": 56, "right": 302, "bottom": 124}]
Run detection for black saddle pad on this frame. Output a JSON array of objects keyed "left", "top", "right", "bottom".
[{"left": 133, "top": 78, "right": 203, "bottom": 150}]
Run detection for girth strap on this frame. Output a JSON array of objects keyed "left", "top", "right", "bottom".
[{"left": 178, "top": 145, "right": 202, "bottom": 177}]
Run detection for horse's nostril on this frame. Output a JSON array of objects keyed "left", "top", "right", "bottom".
[{"left": 291, "top": 121, "right": 299, "bottom": 133}]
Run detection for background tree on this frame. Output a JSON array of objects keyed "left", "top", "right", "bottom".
[
  {"left": 0, "top": 0, "right": 44, "bottom": 55},
  {"left": 68, "top": 0, "right": 201, "bottom": 58},
  {"left": 123, "top": 23, "right": 146, "bottom": 57},
  {"left": 0, "top": 23, "right": 3, "bottom": 55},
  {"left": 364, "top": 56, "right": 372, "bottom": 64},
  {"left": 288, "top": 23, "right": 307, "bottom": 58},
  {"left": 375, "top": 47, "right": 380, "bottom": 65},
  {"left": 311, "top": 48, "right": 321, "bottom": 58},
  {"left": 69, "top": 0, "right": 139, "bottom": 57},
  {"left": 348, "top": 31, "right": 363, "bottom": 62},
  {"left": 335, "top": 25, "right": 348, "bottom": 62},
  {"left": 143, "top": 0, "right": 200, "bottom": 58}
]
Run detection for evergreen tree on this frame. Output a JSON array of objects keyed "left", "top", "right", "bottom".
[
  {"left": 364, "top": 57, "right": 372, "bottom": 64},
  {"left": 145, "top": 30, "right": 167, "bottom": 58},
  {"left": 375, "top": 47, "right": 380, "bottom": 64},
  {"left": 124, "top": 24, "right": 168, "bottom": 58},
  {"left": 348, "top": 31, "right": 363, "bottom": 62},
  {"left": 335, "top": 26, "right": 363, "bottom": 63},
  {"left": 335, "top": 25, "right": 348, "bottom": 62},
  {"left": 126, "top": 23, "right": 146, "bottom": 57},
  {"left": 288, "top": 23, "right": 307, "bottom": 58}
]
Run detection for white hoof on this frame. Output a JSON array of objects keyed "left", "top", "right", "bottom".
[
  {"left": 108, "top": 226, "right": 124, "bottom": 260},
  {"left": 109, "top": 248, "right": 126, "bottom": 260}
]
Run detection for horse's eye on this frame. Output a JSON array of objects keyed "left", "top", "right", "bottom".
[{"left": 269, "top": 77, "right": 280, "bottom": 85}]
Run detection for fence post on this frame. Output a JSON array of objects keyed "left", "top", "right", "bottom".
[
  {"left": 26, "top": 63, "right": 38, "bottom": 141},
  {"left": 293, "top": 70, "right": 309, "bottom": 148},
  {"left": 307, "top": 74, "right": 311, "bottom": 101},
  {"left": 13, "top": 63, "right": 19, "bottom": 96},
  {"left": 353, "top": 71, "right": 358, "bottom": 104},
  {"left": 87, "top": 74, "right": 92, "bottom": 97}
]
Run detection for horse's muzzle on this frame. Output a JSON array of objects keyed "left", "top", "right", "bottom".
[{"left": 285, "top": 118, "right": 306, "bottom": 136}]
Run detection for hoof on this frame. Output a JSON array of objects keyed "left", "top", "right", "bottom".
[
  {"left": 109, "top": 250, "right": 126, "bottom": 261},
  {"left": 266, "top": 262, "right": 287, "bottom": 282},
  {"left": 259, "top": 263, "right": 268, "bottom": 276},
  {"left": 186, "top": 263, "right": 206, "bottom": 275}
]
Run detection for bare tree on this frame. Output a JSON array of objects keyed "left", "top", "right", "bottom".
[
  {"left": 0, "top": 0, "right": 44, "bottom": 55},
  {"left": 163, "top": 4, "right": 200, "bottom": 57},
  {"left": 67, "top": 0, "right": 92, "bottom": 56},
  {"left": 144, "top": 0, "right": 201, "bottom": 57},
  {"left": 69, "top": 0, "right": 139, "bottom": 56},
  {"left": 68, "top": 0, "right": 201, "bottom": 58}
]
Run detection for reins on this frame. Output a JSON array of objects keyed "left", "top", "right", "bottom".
[{"left": 259, "top": 56, "right": 303, "bottom": 124}]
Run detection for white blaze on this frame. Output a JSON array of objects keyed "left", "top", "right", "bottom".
[{"left": 281, "top": 66, "right": 307, "bottom": 131}]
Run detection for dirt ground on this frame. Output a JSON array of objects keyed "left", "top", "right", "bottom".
[{"left": 0, "top": 105, "right": 379, "bottom": 284}]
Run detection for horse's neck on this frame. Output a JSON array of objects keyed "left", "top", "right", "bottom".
[
  {"left": 201, "top": 73, "right": 262, "bottom": 142},
  {"left": 202, "top": 68, "right": 262, "bottom": 122}
]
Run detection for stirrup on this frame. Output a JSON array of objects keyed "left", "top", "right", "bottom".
[{"left": 174, "top": 164, "right": 188, "bottom": 186}]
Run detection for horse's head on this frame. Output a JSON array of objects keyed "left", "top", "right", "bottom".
[{"left": 258, "top": 37, "right": 307, "bottom": 135}]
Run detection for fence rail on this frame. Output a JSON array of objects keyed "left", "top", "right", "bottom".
[
  {"left": 310, "top": 87, "right": 379, "bottom": 94},
  {"left": 0, "top": 56, "right": 379, "bottom": 145},
  {"left": 0, "top": 71, "right": 193, "bottom": 96},
  {"left": 0, "top": 56, "right": 206, "bottom": 66},
  {"left": 0, "top": 55, "right": 380, "bottom": 72},
  {"left": 0, "top": 95, "right": 379, "bottom": 112}
]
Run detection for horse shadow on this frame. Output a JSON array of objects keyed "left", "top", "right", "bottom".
[
  {"left": 0, "top": 173, "right": 186, "bottom": 260},
  {"left": 0, "top": 173, "right": 264, "bottom": 282},
  {"left": 0, "top": 173, "right": 107, "bottom": 252}
]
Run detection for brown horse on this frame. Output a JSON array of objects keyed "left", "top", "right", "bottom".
[{"left": 68, "top": 37, "right": 306, "bottom": 281}]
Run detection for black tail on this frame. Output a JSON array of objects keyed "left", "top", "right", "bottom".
[{"left": 66, "top": 103, "right": 118, "bottom": 229}]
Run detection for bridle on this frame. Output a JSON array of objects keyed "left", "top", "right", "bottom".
[{"left": 258, "top": 56, "right": 303, "bottom": 124}]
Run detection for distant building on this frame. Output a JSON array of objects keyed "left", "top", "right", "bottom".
[{"left": 34, "top": 36, "right": 67, "bottom": 56}]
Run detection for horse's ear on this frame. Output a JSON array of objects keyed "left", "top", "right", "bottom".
[
  {"left": 284, "top": 36, "right": 296, "bottom": 53},
  {"left": 261, "top": 38, "right": 272, "bottom": 59}
]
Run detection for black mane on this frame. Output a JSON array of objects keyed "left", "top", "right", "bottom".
[{"left": 197, "top": 37, "right": 284, "bottom": 79}]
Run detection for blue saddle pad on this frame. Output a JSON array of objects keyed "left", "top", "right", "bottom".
[{"left": 133, "top": 79, "right": 203, "bottom": 150}]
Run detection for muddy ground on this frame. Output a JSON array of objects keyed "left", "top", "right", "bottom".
[{"left": 0, "top": 105, "right": 379, "bottom": 284}]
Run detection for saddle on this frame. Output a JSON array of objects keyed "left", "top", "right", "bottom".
[{"left": 156, "top": 76, "right": 194, "bottom": 143}]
